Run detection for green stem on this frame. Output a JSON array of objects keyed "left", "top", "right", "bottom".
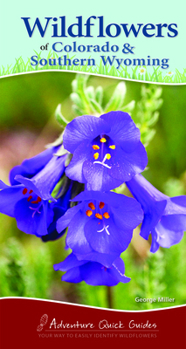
[{"left": 107, "top": 286, "right": 114, "bottom": 309}]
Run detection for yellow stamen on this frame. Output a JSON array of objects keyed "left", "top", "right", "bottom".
[
  {"left": 109, "top": 145, "right": 116, "bottom": 150},
  {"left": 93, "top": 152, "right": 99, "bottom": 160},
  {"left": 100, "top": 137, "right": 106, "bottom": 143},
  {"left": 106, "top": 153, "right": 111, "bottom": 160},
  {"left": 88, "top": 202, "right": 96, "bottom": 210},
  {"left": 92, "top": 145, "right": 100, "bottom": 150},
  {"left": 95, "top": 213, "right": 103, "bottom": 220},
  {"left": 86, "top": 210, "right": 93, "bottom": 217},
  {"left": 103, "top": 212, "right": 110, "bottom": 219},
  {"left": 99, "top": 202, "right": 105, "bottom": 209}
]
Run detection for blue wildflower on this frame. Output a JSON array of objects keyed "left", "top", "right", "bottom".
[
  {"left": 0, "top": 154, "right": 68, "bottom": 237},
  {"left": 57, "top": 190, "right": 143, "bottom": 267},
  {"left": 63, "top": 111, "right": 148, "bottom": 191},
  {"left": 9, "top": 146, "right": 59, "bottom": 185},
  {"left": 126, "top": 174, "right": 186, "bottom": 252},
  {"left": 54, "top": 253, "right": 131, "bottom": 286},
  {"left": 41, "top": 180, "right": 84, "bottom": 242},
  {"left": 41, "top": 184, "right": 72, "bottom": 242}
]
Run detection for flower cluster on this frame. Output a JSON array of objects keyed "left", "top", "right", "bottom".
[
  {"left": 1, "top": 110, "right": 186, "bottom": 286},
  {"left": 0, "top": 146, "right": 83, "bottom": 241}
]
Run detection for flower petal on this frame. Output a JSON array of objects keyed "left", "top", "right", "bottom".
[
  {"left": 66, "top": 210, "right": 92, "bottom": 255},
  {"left": 54, "top": 253, "right": 85, "bottom": 271},
  {"left": 0, "top": 180, "right": 10, "bottom": 189},
  {"left": 15, "top": 154, "right": 67, "bottom": 200},
  {"left": 14, "top": 199, "right": 53, "bottom": 236},
  {"left": 42, "top": 199, "right": 69, "bottom": 242},
  {"left": 84, "top": 217, "right": 132, "bottom": 255},
  {"left": 75, "top": 251, "right": 119, "bottom": 268},
  {"left": 57, "top": 204, "right": 83, "bottom": 233},
  {"left": 9, "top": 147, "right": 58, "bottom": 185},
  {"left": 63, "top": 115, "right": 110, "bottom": 153},
  {"left": 127, "top": 174, "right": 167, "bottom": 203},
  {"left": 81, "top": 262, "right": 118, "bottom": 286},
  {"left": 165, "top": 196, "right": 186, "bottom": 215},
  {"left": 150, "top": 229, "right": 160, "bottom": 253},
  {"left": 109, "top": 143, "right": 148, "bottom": 182},
  {"left": 0, "top": 185, "right": 23, "bottom": 217},
  {"left": 100, "top": 111, "right": 141, "bottom": 152},
  {"left": 65, "top": 142, "right": 90, "bottom": 183},
  {"left": 72, "top": 190, "right": 127, "bottom": 207},
  {"left": 54, "top": 253, "right": 130, "bottom": 286},
  {"left": 153, "top": 216, "right": 184, "bottom": 249},
  {"left": 140, "top": 200, "right": 167, "bottom": 240},
  {"left": 127, "top": 174, "right": 167, "bottom": 239},
  {"left": 112, "top": 258, "right": 131, "bottom": 283},
  {"left": 83, "top": 161, "right": 123, "bottom": 191},
  {"left": 111, "top": 196, "right": 143, "bottom": 230},
  {"left": 62, "top": 268, "right": 83, "bottom": 283}
]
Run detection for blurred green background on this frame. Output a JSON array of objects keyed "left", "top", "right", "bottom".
[{"left": 0, "top": 71, "right": 186, "bottom": 310}]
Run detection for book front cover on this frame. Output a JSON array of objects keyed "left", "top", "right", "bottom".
[{"left": 0, "top": 0, "right": 186, "bottom": 347}]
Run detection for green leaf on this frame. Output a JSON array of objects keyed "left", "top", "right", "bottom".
[
  {"left": 72, "top": 105, "right": 84, "bottom": 116},
  {"left": 55, "top": 104, "right": 69, "bottom": 128},
  {"left": 95, "top": 86, "right": 103, "bottom": 105},
  {"left": 54, "top": 144, "right": 69, "bottom": 157},
  {"left": 104, "top": 82, "right": 127, "bottom": 113},
  {"left": 72, "top": 74, "right": 94, "bottom": 114},
  {"left": 121, "top": 100, "right": 135, "bottom": 113},
  {"left": 76, "top": 74, "right": 89, "bottom": 92},
  {"left": 70, "top": 93, "right": 84, "bottom": 109},
  {"left": 65, "top": 153, "right": 73, "bottom": 166},
  {"left": 141, "top": 129, "right": 156, "bottom": 146},
  {"left": 71, "top": 79, "right": 78, "bottom": 93},
  {"left": 153, "top": 87, "right": 162, "bottom": 99},
  {"left": 146, "top": 111, "right": 159, "bottom": 127},
  {"left": 112, "top": 183, "right": 126, "bottom": 194},
  {"left": 86, "top": 86, "right": 95, "bottom": 100},
  {"left": 89, "top": 99, "right": 103, "bottom": 115}
]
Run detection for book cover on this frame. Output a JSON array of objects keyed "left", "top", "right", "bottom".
[{"left": 0, "top": 0, "right": 185, "bottom": 347}]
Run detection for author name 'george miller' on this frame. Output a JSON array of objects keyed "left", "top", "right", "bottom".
[
  {"left": 49, "top": 318, "right": 157, "bottom": 330},
  {"left": 135, "top": 297, "right": 175, "bottom": 303}
]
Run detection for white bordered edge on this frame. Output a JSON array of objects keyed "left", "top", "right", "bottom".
[
  {"left": 0, "top": 69, "right": 186, "bottom": 86},
  {"left": 0, "top": 296, "right": 185, "bottom": 313}
]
